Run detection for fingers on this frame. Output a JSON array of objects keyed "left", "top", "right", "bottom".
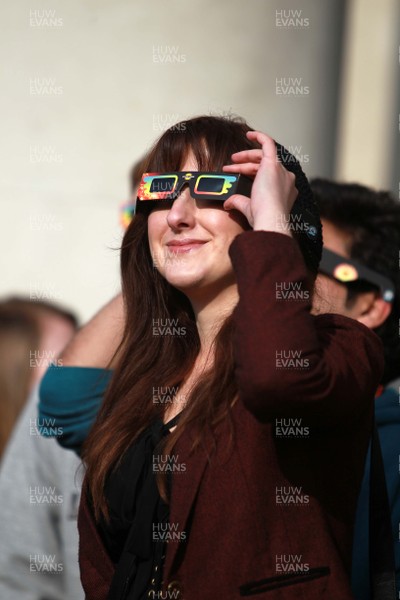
[
  {"left": 246, "top": 131, "right": 280, "bottom": 169},
  {"left": 222, "top": 130, "right": 298, "bottom": 229},
  {"left": 223, "top": 132, "right": 278, "bottom": 173},
  {"left": 223, "top": 148, "right": 262, "bottom": 178},
  {"left": 246, "top": 130, "right": 277, "bottom": 162},
  {"left": 223, "top": 194, "right": 251, "bottom": 219},
  {"left": 222, "top": 163, "right": 260, "bottom": 177},
  {"left": 229, "top": 149, "right": 263, "bottom": 163}
]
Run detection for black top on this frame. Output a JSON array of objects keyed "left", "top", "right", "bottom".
[{"left": 97, "top": 412, "right": 181, "bottom": 600}]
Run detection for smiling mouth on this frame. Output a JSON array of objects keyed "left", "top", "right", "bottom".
[{"left": 166, "top": 242, "right": 208, "bottom": 254}]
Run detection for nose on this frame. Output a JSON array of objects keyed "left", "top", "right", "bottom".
[{"left": 166, "top": 185, "right": 196, "bottom": 230}]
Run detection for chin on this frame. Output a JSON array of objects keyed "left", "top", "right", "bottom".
[{"left": 164, "top": 273, "right": 206, "bottom": 291}]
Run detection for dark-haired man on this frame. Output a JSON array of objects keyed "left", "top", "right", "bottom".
[{"left": 311, "top": 179, "right": 400, "bottom": 600}]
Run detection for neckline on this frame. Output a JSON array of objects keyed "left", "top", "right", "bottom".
[{"left": 162, "top": 411, "right": 183, "bottom": 430}]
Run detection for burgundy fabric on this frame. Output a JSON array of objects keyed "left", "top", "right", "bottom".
[
  {"left": 78, "top": 231, "right": 384, "bottom": 599},
  {"left": 78, "top": 484, "right": 115, "bottom": 598}
]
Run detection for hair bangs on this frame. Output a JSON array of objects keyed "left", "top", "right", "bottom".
[{"left": 143, "top": 115, "right": 259, "bottom": 174}]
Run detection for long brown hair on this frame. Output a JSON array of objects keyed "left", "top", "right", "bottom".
[{"left": 82, "top": 115, "right": 318, "bottom": 521}]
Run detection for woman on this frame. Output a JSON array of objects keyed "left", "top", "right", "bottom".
[{"left": 79, "top": 116, "right": 383, "bottom": 599}]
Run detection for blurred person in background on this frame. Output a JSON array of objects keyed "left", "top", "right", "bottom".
[
  {"left": 311, "top": 179, "right": 400, "bottom": 599},
  {"left": 0, "top": 302, "right": 40, "bottom": 459},
  {"left": 0, "top": 298, "right": 76, "bottom": 457},
  {"left": 0, "top": 297, "right": 82, "bottom": 599},
  {"left": 119, "top": 158, "right": 146, "bottom": 230}
]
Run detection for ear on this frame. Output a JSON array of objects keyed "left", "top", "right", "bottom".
[{"left": 357, "top": 295, "right": 392, "bottom": 330}]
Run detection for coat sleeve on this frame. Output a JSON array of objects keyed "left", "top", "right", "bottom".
[
  {"left": 228, "top": 230, "right": 384, "bottom": 426},
  {"left": 38, "top": 365, "right": 113, "bottom": 455}
]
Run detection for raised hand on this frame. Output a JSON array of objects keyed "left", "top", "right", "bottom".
[{"left": 222, "top": 131, "right": 298, "bottom": 235}]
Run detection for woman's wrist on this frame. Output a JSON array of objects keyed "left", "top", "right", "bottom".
[{"left": 252, "top": 212, "right": 293, "bottom": 237}]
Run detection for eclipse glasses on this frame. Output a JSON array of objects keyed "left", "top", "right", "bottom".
[
  {"left": 133, "top": 171, "right": 253, "bottom": 213},
  {"left": 319, "top": 248, "right": 395, "bottom": 303}
]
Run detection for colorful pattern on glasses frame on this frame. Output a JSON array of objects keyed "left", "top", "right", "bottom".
[{"left": 135, "top": 171, "right": 252, "bottom": 211}]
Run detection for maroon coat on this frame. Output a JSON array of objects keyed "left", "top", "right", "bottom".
[{"left": 78, "top": 231, "right": 383, "bottom": 599}]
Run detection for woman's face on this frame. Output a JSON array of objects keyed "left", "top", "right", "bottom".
[{"left": 147, "top": 153, "right": 250, "bottom": 295}]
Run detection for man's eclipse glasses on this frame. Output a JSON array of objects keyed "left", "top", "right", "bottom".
[{"left": 319, "top": 248, "right": 395, "bottom": 303}]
